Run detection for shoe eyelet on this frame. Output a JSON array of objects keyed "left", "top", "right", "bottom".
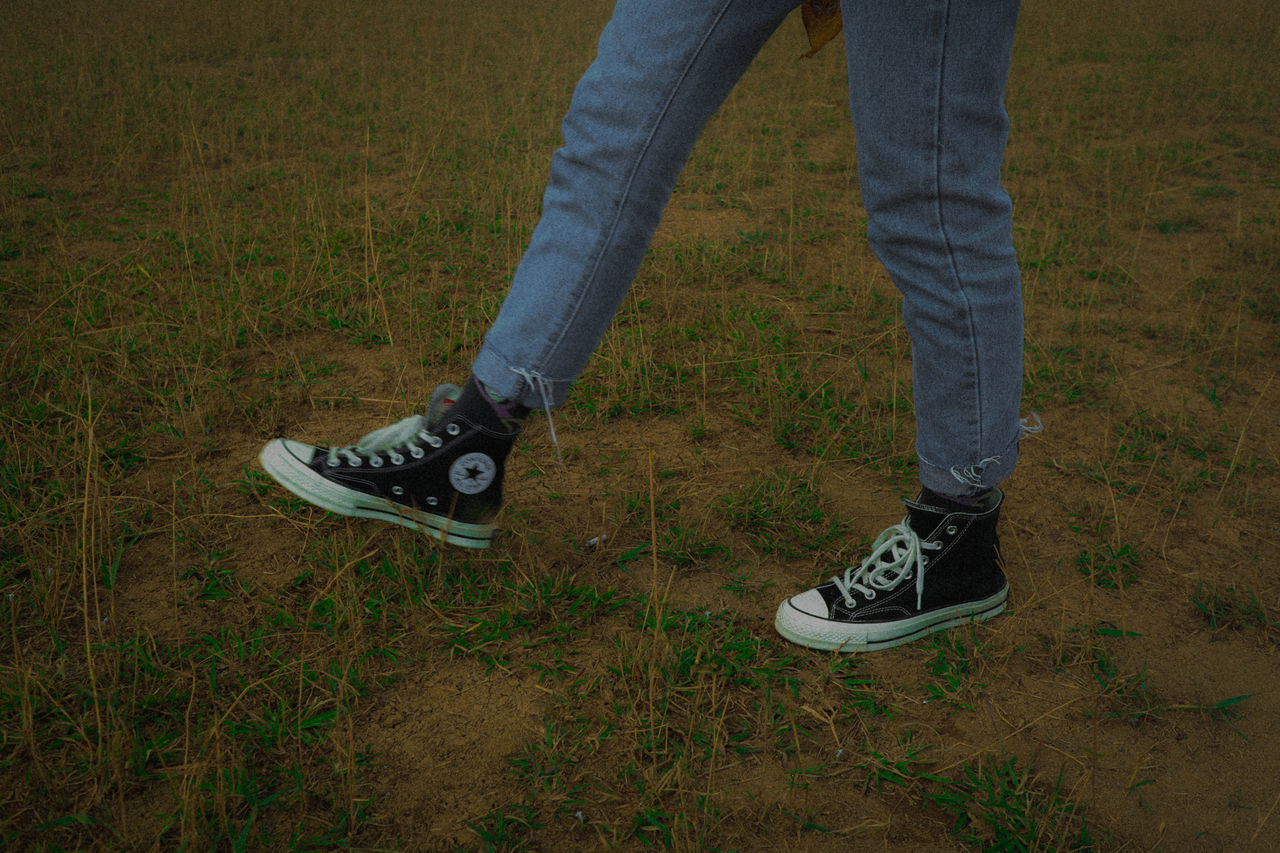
[
  {"left": 426, "top": 496, "right": 438, "bottom": 506},
  {"left": 389, "top": 452, "right": 404, "bottom": 465},
  {"left": 945, "top": 525, "right": 958, "bottom": 535},
  {"left": 428, "top": 435, "right": 443, "bottom": 448},
  {"left": 369, "top": 456, "right": 383, "bottom": 468},
  {"left": 410, "top": 446, "right": 425, "bottom": 459},
  {"left": 446, "top": 423, "right": 461, "bottom": 436},
  {"left": 349, "top": 458, "right": 362, "bottom": 467},
  {"left": 865, "top": 590, "right": 875, "bottom": 600},
  {"left": 391, "top": 485, "right": 404, "bottom": 496},
  {"left": 326, "top": 459, "right": 340, "bottom": 468}
]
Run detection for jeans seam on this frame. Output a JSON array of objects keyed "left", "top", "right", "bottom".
[{"left": 929, "top": 0, "right": 985, "bottom": 464}]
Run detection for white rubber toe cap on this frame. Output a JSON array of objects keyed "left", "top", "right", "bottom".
[
  {"left": 278, "top": 439, "right": 313, "bottom": 460},
  {"left": 784, "top": 588, "right": 830, "bottom": 619}
]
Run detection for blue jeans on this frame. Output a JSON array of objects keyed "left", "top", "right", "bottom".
[{"left": 471, "top": 0, "right": 1024, "bottom": 497}]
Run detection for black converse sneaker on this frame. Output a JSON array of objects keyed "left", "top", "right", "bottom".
[
  {"left": 774, "top": 489, "right": 1008, "bottom": 651},
  {"left": 259, "top": 378, "right": 526, "bottom": 548}
]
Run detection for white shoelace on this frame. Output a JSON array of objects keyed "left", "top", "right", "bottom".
[
  {"left": 511, "top": 367, "right": 561, "bottom": 457},
  {"left": 832, "top": 519, "right": 942, "bottom": 611},
  {"left": 325, "top": 414, "right": 442, "bottom": 467},
  {"left": 324, "top": 383, "right": 459, "bottom": 468}
]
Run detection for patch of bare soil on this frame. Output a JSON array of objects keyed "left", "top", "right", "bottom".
[{"left": 5, "top": 1, "right": 1279, "bottom": 849}]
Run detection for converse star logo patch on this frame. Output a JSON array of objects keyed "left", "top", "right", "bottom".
[{"left": 449, "top": 452, "right": 497, "bottom": 494}]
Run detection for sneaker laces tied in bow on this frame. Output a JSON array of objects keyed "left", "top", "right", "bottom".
[{"left": 832, "top": 520, "right": 942, "bottom": 610}]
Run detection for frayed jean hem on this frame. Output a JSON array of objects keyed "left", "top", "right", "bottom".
[{"left": 917, "top": 413, "right": 1042, "bottom": 497}]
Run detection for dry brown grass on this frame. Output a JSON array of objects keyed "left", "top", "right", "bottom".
[{"left": 2, "top": 0, "right": 1279, "bottom": 849}]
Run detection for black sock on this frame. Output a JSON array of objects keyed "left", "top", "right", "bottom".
[
  {"left": 920, "top": 487, "right": 992, "bottom": 512},
  {"left": 472, "top": 377, "right": 529, "bottom": 423}
]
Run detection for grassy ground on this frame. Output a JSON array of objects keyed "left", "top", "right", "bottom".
[{"left": 2, "top": 0, "right": 1279, "bottom": 849}]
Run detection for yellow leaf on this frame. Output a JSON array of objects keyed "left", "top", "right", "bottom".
[{"left": 800, "top": 0, "right": 843, "bottom": 58}]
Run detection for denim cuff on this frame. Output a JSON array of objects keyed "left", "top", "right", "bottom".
[
  {"left": 472, "top": 348, "right": 574, "bottom": 412},
  {"left": 917, "top": 433, "right": 1020, "bottom": 498}
]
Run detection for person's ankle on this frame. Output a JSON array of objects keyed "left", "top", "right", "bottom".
[
  {"left": 472, "top": 377, "right": 529, "bottom": 424},
  {"left": 920, "top": 486, "right": 995, "bottom": 512}
]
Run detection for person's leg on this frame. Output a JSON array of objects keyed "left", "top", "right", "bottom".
[
  {"left": 849, "top": 0, "right": 1025, "bottom": 497},
  {"left": 473, "top": 0, "right": 802, "bottom": 408},
  {"left": 261, "top": 0, "right": 802, "bottom": 546},
  {"left": 776, "top": 0, "right": 1023, "bottom": 650}
]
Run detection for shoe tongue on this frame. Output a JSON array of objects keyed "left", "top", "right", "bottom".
[
  {"left": 905, "top": 498, "right": 949, "bottom": 539},
  {"left": 906, "top": 488, "right": 997, "bottom": 537},
  {"left": 425, "top": 383, "right": 462, "bottom": 428},
  {"left": 355, "top": 414, "right": 427, "bottom": 454}
]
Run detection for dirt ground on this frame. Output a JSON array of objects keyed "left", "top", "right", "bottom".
[{"left": 3, "top": 0, "right": 1280, "bottom": 850}]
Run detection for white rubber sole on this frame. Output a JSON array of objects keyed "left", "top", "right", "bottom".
[
  {"left": 774, "top": 586, "right": 1008, "bottom": 652},
  {"left": 259, "top": 439, "right": 495, "bottom": 549}
]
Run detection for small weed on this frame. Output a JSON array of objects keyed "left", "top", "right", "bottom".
[
  {"left": 719, "top": 470, "right": 844, "bottom": 557},
  {"left": 858, "top": 735, "right": 936, "bottom": 793},
  {"left": 1190, "top": 184, "right": 1241, "bottom": 200},
  {"left": 1091, "top": 648, "right": 1159, "bottom": 722},
  {"left": 1156, "top": 217, "right": 1201, "bottom": 235},
  {"left": 1076, "top": 541, "right": 1141, "bottom": 590},
  {"left": 658, "top": 524, "right": 729, "bottom": 566},
  {"left": 469, "top": 803, "right": 543, "bottom": 851},
  {"left": 443, "top": 573, "right": 625, "bottom": 668},
  {"left": 631, "top": 808, "right": 675, "bottom": 849},
  {"left": 1189, "top": 583, "right": 1277, "bottom": 633},
  {"left": 719, "top": 564, "right": 776, "bottom": 601},
  {"left": 923, "top": 630, "right": 989, "bottom": 708},
  {"left": 927, "top": 758, "right": 1100, "bottom": 851},
  {"left": 231, "top": 465, "right": 273, "bottom": 497},
  {"left": 1091, "top": 645, "right": 1252, "bottom": 723},
  {"left": 182, "top": 548, "right": 245, "bottom": 600}
]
